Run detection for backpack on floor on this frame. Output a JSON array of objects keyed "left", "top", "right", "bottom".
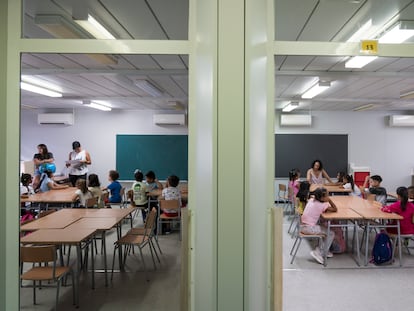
[
  {"left": 330, "top": 227, "right": 346, "bottom": 254},
  {"left": 371, "top": 230, "right": 393, "bottom": 265}
]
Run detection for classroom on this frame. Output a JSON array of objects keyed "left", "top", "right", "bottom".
[{"left": 2, "top": 1, "right": 414, "bottom": 310}]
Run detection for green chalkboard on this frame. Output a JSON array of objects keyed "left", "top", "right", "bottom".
[{"left": 116, "top": 135, "right": 188, "bottom": 180}]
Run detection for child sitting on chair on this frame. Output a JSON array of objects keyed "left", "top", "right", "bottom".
[
  {"left": 160, "top": 175, "right": 181, "bottom": 234},
  {"left": 131, "top": 169, "right": 148, "bottom": 221},
  {"left": 363, "top": 175, "right": 387, "bottom": 205},
  {"left": 72, "top": 179, "right": 93, "bottom": 208},
  {"left": 301, "top": 187, "right": 337, "bottom": 265},
  {"left": 102, "top": 170, "right": 122, "bottom": 205}
]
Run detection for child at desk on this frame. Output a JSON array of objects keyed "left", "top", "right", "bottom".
[
  {"left": 363, "top": 175, "right": 387, "bottom": 205},
  {"left": 88, "top": 174, "right": 104, "bottom": 208},
  {"left": 301, "top": 187, "right": 337, "bottom": 265},
  {"left": 288, "top": 169, "right": 300, "bottom": 202},
  {"left": 72, "top": 179, "right": 93, "bottom": 208},
  {"left": 381, "top": 186, "right": 414, "bottom": 235},
  {"left": 38, "top": 170, "right": 69, "bottom": 192},
  {"left": 102, "top": 170, "right": 122, "bottom": 204},
  {"left": 160, "top": 175, "right": 181, "bottom": 234},
  {"left": 296, "top": 181, "right": 310, "bottom": 215},
  {"left": 131, "top": 170, "right": 148, "bottom": 221},
  {"left": 342, "top": 174, "right": 361, "bottom": 197}
]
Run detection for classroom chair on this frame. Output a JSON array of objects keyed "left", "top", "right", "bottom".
[
  {"left": 20, "top": 245, "right": 75, "bottom": 310},
  {"left": 277, "top": 184, "right": 293, "bottom": 214},
  {"left": 158, "top": 199, "right": 182, "bottom": 240},
  {"left": 111, "top": 208, "right": 158, "bottom": 282},
  {"left": 290, "top": 216, "right": 325, "bottom": 264}
]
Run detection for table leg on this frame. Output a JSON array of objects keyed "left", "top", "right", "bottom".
[
  {"left": 75, "top": 244, "right": 81, "bottom": 307},
  {"left": 354, "top": 221, "right": 361, "bottom": 266},
  {"left": 324, "top": 221, "right": 330, "bottom": 267},
  {"left": 102, "top": 231, "right": 108, "bottom": 286},
  {"left": 91, "top": 238, "right": 95, "bottom": 290},
  {"left": 364, "top": 222, "right": 370, "bottom": 266},
  {"left": 397, "top": 221, "right": 402, "bottom": 266}
]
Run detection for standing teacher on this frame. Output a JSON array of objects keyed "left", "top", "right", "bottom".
[
  {"left": 306, "top": 159, "right": 333, "bottom": 184},
  {"left": 66, "top": 141, "right": 92, "bottom": 186}
]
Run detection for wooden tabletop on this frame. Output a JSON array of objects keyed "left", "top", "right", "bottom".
[
  {"left": 330, "top": 195, "right": 371, "bottom": 210},
  {"left": 21, "top": 187, "right": 77, "bottom": 203},
  {"left": 310, "top": 184, "right": 351, "bottom": 193},
  {"left": 330, "top": 195, "right": 403, "bottom": 220},
  {"left": 352, "top": 207, "right": 403, "bottom": 220},
  {"left": 21, "top": 227, "right": 96, "bottom": 245},
  {"left": 322, "top": 208, "right": 364, "bottom": 220},
  {"left": 20, "top": 213, "right": 81, "bottom": 231},
  {"left": 68, "top": 217, "right": 121, "bottom": 230}
]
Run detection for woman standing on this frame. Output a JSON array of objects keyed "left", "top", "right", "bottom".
[
  {"left": 32, "top": 143, "right": 54, "bottom": 189},
  {"left": 66, "top": 141, "right": 92, "bottom": 186}
]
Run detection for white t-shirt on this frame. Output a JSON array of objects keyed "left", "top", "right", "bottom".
[
  {"left": 75, "top": 189, "right": 93, "bottom": 207},
  {"left": 68, "top": 150, "right": 88, "bottom": 176},
  {"left": 343, "top": 183, "right": 362, "bottom": 197}
]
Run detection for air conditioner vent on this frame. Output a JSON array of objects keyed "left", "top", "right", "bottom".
[
  {"left": 153, "top": 114, "right": 186, "bottom": 125},
  {"left": 38, "top": 113, "right": 74, "bottom": 125}
]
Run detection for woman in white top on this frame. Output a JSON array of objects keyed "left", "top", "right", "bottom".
[
  {"left": 66, "top": 141, "right": 92, "bottom": 186},
  {"left": 306, "top": 159, "right": 333, "bottom": 184},
  {"left": 342, "top": 174, "right": 362, "bottom": 197}
]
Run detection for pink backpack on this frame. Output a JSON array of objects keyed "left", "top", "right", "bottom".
[{"left": 330, "top": 227, "right": 346, "bottom": 253}]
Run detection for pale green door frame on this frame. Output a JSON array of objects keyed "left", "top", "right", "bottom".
[{"left": 189, "top": 0, "right": 276, "bottom": 310}]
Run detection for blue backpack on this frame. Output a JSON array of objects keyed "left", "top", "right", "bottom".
[{"left": 371, "top": 231, "right": 393, "bottom": 265}]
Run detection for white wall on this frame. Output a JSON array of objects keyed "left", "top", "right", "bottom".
[
  {"left": 21, "top": 109, "right": 414, "bottom": 194},
  {"left": 20, "top": 109, "right": 188, "bottom": 185},
  {"left": 275, "top": 110, "right": 414, "bottom": 196}
]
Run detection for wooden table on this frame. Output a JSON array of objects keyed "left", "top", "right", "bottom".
[
  {"left": 310, "top": 184, "right": 351, "bottom": 194},
  {"left": 20, "top": 212, "right": 81, "bottom": 231},
  {"left": 68, "top": 217, "right": 123, "bottom": 286},
  {"left": 20, "top": 227, "right": 96, "bottom": 307},
  {"left": 351, "top": 207, "right": 403, "bottom": 266},
  {"left": 322, "top": 208, "right": 363, "bottom": 266},
  {"left": 20, "top": 187, "right": 77, "bottom": 207},
  {"left": 322, "top": 196, "right": 404, "bottom": 267}
]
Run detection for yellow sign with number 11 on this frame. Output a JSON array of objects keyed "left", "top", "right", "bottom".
[{"left": 361, "top": 40, "right": 378, "bottom": 55}]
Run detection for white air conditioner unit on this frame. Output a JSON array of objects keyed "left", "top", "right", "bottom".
[
  {"left": 153, "top": 114, "right": 186, "bottom": 125},
  {"left": 37, "top": 113, "right": 74, "bottom": 125},
  {"left": 280, "top": 114, "right": 312, "bottom": 126},
  {"left": 389, "top": 115, "right": 414, "bottom": 127}
]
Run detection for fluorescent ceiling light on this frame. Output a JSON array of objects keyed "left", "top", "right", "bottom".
[
  {"left": 35, "top": 14, "right": 117, "bottom": 65},
  {"left": 347, "top": 19, "right": 373, "bottom": 42},
  {"left": 345, "top": 55, "right": 377, "bottom": 68},
  {"left": 20, "top": 82, "right": 62, "bottom": 97},
  {"left": 301, "top": 81, "right": 330, "bottom": 99},
  {"left": 353, "top": 104, "right": 374, "bottom": 112},
  {"left": 282, "top": 102, "right": 299, "bottom": 112},
  {"left": 84, "top": 100, "right": 112, "bottom": 111},
  {"left": 400, "top": 90, "right": 414, "bottom": 99},
  {"left": 21, "top": 76, "right": 62, "bottom": 93},
  {"left": 134, "top": 80, "right": 164, "bottom": 97},
  {"left": 75, "top": 15, "right": 115, "bottom": 39},
  {"left": 35, "top": 15, "right": 83, "bottom": 38},
  {"left": 378, "top": 21, "right": 414, "bottom": 43}
]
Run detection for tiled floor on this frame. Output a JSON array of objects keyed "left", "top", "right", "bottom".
[
  {"left": 20, "top": 214, "right": 181, "bottom": 311},
  {"left": 282, "top": 213, "right": 414, "bottom": 311}
]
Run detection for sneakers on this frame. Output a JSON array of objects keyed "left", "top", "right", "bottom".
[
  {"left": 316, "top": 246, "right": 333, "bottom": 258},
  {"left": 310, "top": 249, "right": 324, "bottom": 265}
]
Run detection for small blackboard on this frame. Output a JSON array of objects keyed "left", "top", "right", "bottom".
[
  {"left": 275, "top": 134, "right": 348, "bottom": 178},
  {"left": 116, "top": 135, "right": 188, "bottom": 180}
]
